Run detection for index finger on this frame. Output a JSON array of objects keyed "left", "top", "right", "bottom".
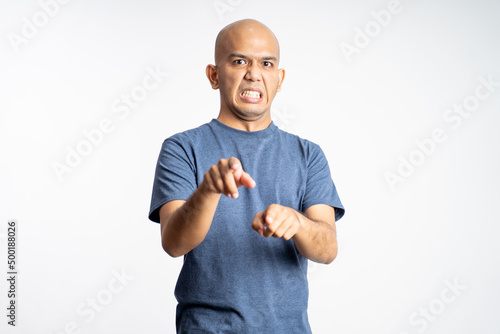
[
  {"left": 240, "top": 171, "right": 256, "bottom": 189},
  {"left": 228, "top": 157, "right": 256, "bottom": 189},
  {"left": 251, "top": 211, "right": 265, "bottom": 236}
]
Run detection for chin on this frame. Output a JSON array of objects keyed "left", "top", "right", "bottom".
[{"left": 234, "top": 108, "right": 267, "bottom": 120}]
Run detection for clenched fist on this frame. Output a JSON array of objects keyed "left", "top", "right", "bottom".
[{"left": 252, "top": 204, "right": 302, "bottom": 240}]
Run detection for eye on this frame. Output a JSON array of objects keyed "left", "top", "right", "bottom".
[
  {"left": 263, "top": 61, "right": 273, "bottom": 67},
  {"left": 234, "top": 59, "right": 246, "bottom": 65}
]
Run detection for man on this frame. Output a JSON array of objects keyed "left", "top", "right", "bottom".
[{"left": 149, "top": 19, "right": 345, "bottom": 333}]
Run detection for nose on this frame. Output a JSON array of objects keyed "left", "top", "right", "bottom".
[{"left": 244, "top": 63, "right": 261, "bottom": 81}]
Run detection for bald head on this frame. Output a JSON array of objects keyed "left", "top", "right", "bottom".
[
  {"left": 214, "top": 19, "right": 280, "bottom": 65},
  {"left": 206, "top": 19, "right": 285, "bottom": 130}
]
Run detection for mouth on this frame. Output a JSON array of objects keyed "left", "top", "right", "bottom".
[{"left": 239, "top": 88, "right": 263, "bottom": 102}]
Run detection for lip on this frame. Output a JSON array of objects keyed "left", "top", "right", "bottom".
[{"left": 239, "top": 87, "right": 264, "bottom": 103}]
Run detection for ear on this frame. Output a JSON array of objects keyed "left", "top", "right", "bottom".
[
  {"left": 206, "top": 64, "right": 219, "bottom": 89},
  {"left": 277, "top": 68, "right": 285, "bottom": 92}
]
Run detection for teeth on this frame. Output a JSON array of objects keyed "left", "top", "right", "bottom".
[{"left": 242, "top": 91, "right": 260, "bottom": 98}]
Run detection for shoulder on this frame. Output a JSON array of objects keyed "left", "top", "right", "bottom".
[
  {"left": 161, "top": 121, "right": 213, "bottom": 149},
  {"left": 275, "top": 127, "right": 324, "bottom": 160}
]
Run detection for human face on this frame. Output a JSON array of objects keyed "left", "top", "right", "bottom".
[{"left": 207, "top": 27, "right": 285, "bottom": 124}]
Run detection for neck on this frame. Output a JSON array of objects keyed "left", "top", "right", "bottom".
[{"left": 217, "top": 111, "right": 271, "bottom": 132}]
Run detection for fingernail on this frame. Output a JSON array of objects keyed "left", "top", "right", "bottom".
[{"left": 233, "top": 193, "right": 239, "bottom": 199}]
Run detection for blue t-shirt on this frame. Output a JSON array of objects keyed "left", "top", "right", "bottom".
[{"left": 149, "top": 119, "right": 344, "bottom": 333}]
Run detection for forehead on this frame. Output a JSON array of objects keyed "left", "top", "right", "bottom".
[{"left": 216, "top": 24, "right": 280, "bottom": 62}]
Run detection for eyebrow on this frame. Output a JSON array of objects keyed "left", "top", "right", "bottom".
[{"left": 228, "top": 53, "right": 278, "bottom": 62}]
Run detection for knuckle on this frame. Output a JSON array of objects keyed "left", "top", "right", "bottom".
[{"left": 211, "top": 170, "right": 221, "bottom": 180}]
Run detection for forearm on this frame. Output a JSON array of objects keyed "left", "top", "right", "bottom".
[
  {"left": 161, "top": 183, "right": 221, "bottom": 257},
  {"left": 292, "top": 213, "right": 338, "bottom": 264}
]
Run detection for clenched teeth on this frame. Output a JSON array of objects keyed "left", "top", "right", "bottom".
[{"left": 241, "top": 91, "right": 261, "bottom": 98}]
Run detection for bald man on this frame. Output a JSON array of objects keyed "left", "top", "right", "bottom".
[{"left": 149, "top": 19, "right": 344, "bottom": 333}]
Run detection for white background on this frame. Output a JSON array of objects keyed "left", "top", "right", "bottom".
[{"left": 1, "top": 0, "right": 499, "bottom": 333}]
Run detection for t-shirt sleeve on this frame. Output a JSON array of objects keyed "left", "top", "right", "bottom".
[
  {"left": 148, "top": 136, "right": 197, "bottom": 223},
  {"left": 301, "top": 143, "right": 345, "bottom": 221}
]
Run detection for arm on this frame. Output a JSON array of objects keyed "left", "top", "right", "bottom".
[
  {"left": 294, "top": 204, "right": 337, "bottom": 264},
  {"left": 160, "top": 157, "right": 255, "bottom": 257},
  {"left": 251, "top": 203, "right": 338, "bottom": 264}
]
